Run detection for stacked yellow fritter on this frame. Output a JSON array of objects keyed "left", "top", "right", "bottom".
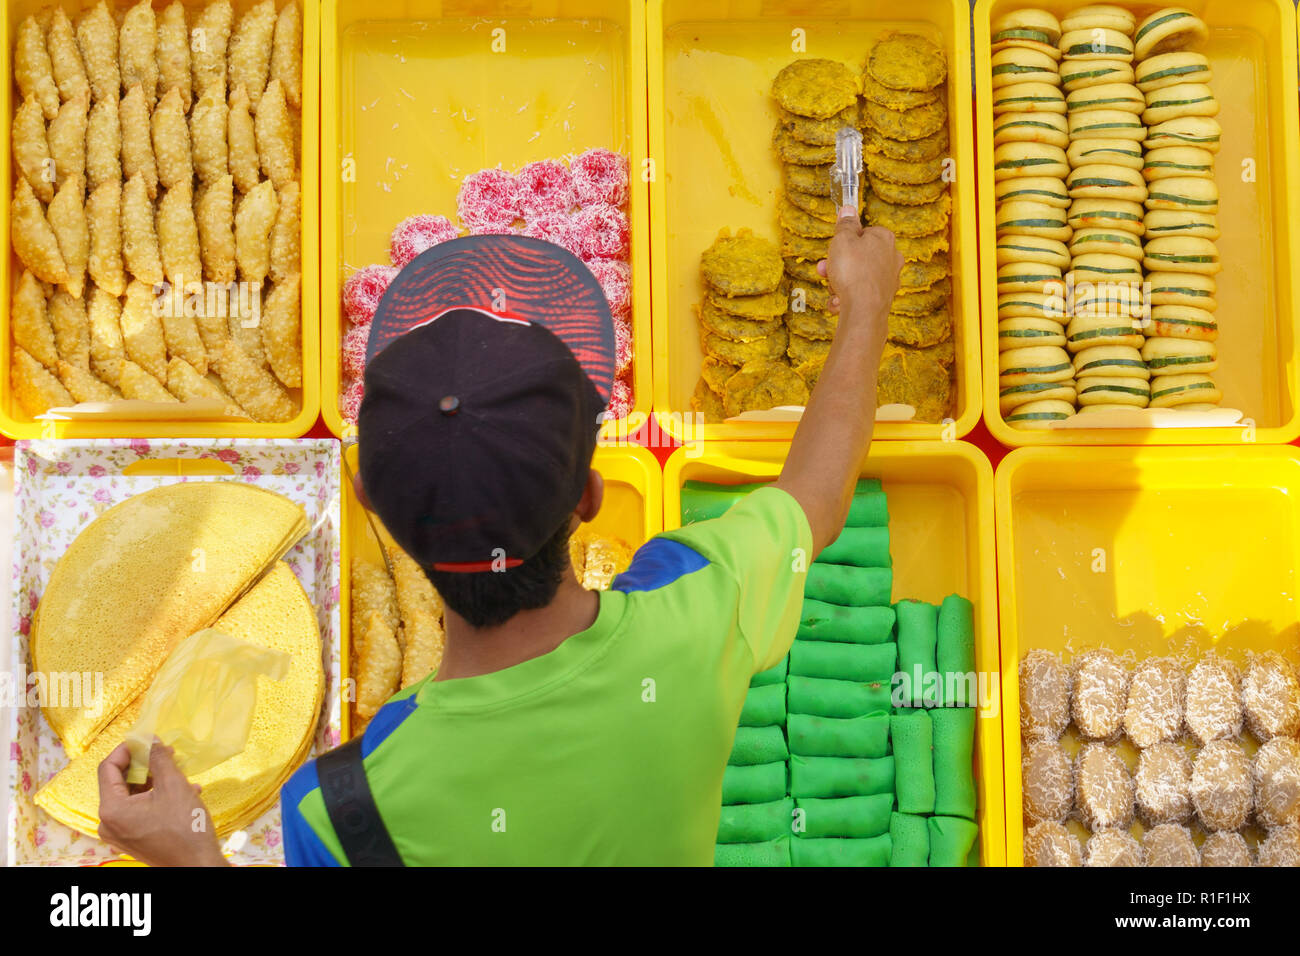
[
  {"left": 690, "top": 229, "right": 807, "bottom": 423},
  {"left": 861, "top": 33, "right": 955, "bottom": 423}
]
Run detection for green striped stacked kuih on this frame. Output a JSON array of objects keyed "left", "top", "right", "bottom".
[
  {"left": 787, "top": 479, "right": 896, "bottom": 867},
  {"left": 890, "top": 594, "right": 980, "bottom": 866}
]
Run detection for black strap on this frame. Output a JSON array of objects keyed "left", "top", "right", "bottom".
[{"left": 316, "top": 736, "right": 404, "bottom": 867}]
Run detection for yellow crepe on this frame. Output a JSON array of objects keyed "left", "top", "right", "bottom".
[
  {"left": 31, "top": 482, "right": 308, "bottom": 757},
  {"left": 35, "top": 562, "right": 324, "bottom": 839}
]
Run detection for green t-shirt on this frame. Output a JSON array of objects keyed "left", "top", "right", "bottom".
[{"left": 282, "top": 486, "right": 812, "bottom": 866}]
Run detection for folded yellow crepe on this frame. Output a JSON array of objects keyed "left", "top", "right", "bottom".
[
  {"left": 35, "top": 562, "right": 324, "bottom": 839},
  {"left": 32, "top": 482, "right": 308, "bottom": 757}
]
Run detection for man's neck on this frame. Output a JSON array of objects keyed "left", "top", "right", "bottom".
[{"left": 433, "top": 573, "right": 601, "bottom": 681}]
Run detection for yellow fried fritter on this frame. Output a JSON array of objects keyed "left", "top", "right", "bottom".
[
  {"left": 864, "top": 125, "right": 951, "bottom": 163},
  {"left": 899, "top": 253, "right": 952, "bottom": 291},
  {"left": 779, "top": 199, "right": 837, "bottom": 238},
  {"left": 701, "top": 355, "right": 739, "bottom": 394},
  {"left": 788, "top": 281, "right": 831, "bottom": 313},
  {"left": 691, "top": 378, "right": 727, "bottom": 423},
  {"left": 780, "top": 231, "right": 830, "bottom": 262},
  {"left": 773, "top": 126, "right": 837, "bottom": 166},
  {"left": 779, "top": 105, "right": 859, "bottom": 146},
  {"left": 786, "top": 187, "right": 847, "bottom": 221},
  {"left": 723, "top": 359, "right": 810, "bottom": 416},
  {"left": 772, "top": 58, "right": 861, "bottom": 119},
  {"left": 699, "top": 299, "right": 784, "bottom": 341},
  {"left": 869, "top": 175, "right": 947, "bottom": 206},
  {"left": 706, "top": 286, "right": 788, "bottom": 318},
  {"left": 784, "top": 256, "right": 827, "bottom": 285},
  {"left": 865, "top": 152, "right": 944, "bottom": 185},
  {"left": 783, "top": 162, "right": 836, "bottom": 197},
  {"left": 863, "top": 73, "right": 942, "bottom": 110},
  {"left": 700, "top": 230, "right": 784, "bottom": 296},
  {"left": 868, "top": 33, "right": 948, "bottom": 92},
  {"left": 877, "top": 342, "right": 954, "bottom": 422},
  {"left": 703, "top": 326, "right": 789, "bottom": 365},
  {"left": 888, "top": 307, "right": 952, "bottom": 348},
  {"left": 865, "top": 193, "right": 952, "bottom": 237},
  {"left": 895, "top": 229, "right": 950, "bottom": 262},
  {"left": 893, "top": 278, "right": 952, "bottom": 315},
  {"left": 864, "top": 97, "right": 948, "bottom": 142},
  {"left": 786, "top": 308, "right": 838, "bottom": 341}
]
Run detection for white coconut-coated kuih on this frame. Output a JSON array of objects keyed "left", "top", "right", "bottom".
[
  {"left": 1191, "top": 738, "right": 1253, "bottom": 831},
  {"left": 1072, "top": 648, "right": 1130, "bottom": 740},
  {"left": 1123, "top": 657, "right": 1185, "bottom": 746},
  {"left": 1024, "top": 821, "right": 1082, "bottom": 866},
  {"left": 1200, "top": 830, "right": 1252, "bottom": 867},
  {"left": 1186, "top": 656, "right": 1243, "bottom": 745},
  {"left": 1135, "top": 740, "right": 1193, "bottom": 825},
  {"left": 1085, "top": 829, "right": 1143, "bottom": 867},
  {"left": 1254, "top": 737, "right": 1300, "bottom": 828},
  {"left": 1022, "top": 739, "right": 1074, "bottom": 823},
  {"left": 1020, "top": 648, "right": 1072, "bottom": 739},
  {"left": 1076, "top": 741, "right": 1134, "bottom": 830},
  {"left": 1243, "top": 653, "right": 1300, "bottom": 740},
  {"left": 1143, "top": 823, "right": 1199, "bottom": 867}
]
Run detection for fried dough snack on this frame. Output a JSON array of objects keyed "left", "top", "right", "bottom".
[
  {"left": 120, "top": 84, "right": 159, "bottom": 199},
  {"left": 75, "top": 2, "right": 121, "bottom": 104},
  {"left": 49, "top": 291, "right": 90, "bottom": 370},
  {"left": 192, "top": 0, "right": 234, "bottom": 100},
  {"left": 272, "top": 2, "right": 304, "bottom": 109},
  {"left": 227, "top": 85, "right": 261, "bottom": 194},
  {"left": 120, "top": 280, "right": 168, "bottom": 382},
  {"left": 87, "top": 285, "right": 126, "bottom": 387},
  {"left": 121, "top": 173, "right": 164, "bottom": 286},
  {"left": 157, "top": 181, "right": 204, "bottom": 288},
  {"left": 269, "top": 181, "right": 302, "bottom": 283},
  {"left": 47, "top": 177, "right": 90, "bottom": 299},
  {"left": 152, "top": 87, "right": 194, "bottom": 191},
  {"left": 48, "top": 91, "right": 90, "bottom": 187},
  {"left": 12, "top": 347, "right": 74, "bottom": 416},
  {"left": 213, "top": 339, "right": 296, "bottom": 422},
  {"left": 255, "top": 79, "right": 296, "bottom": 188},
  {"left": 157, "top": 2, "right": 193, "bottom": 110},
  {"left": 12, "top": 271, "right": 59, "bottom": 370},
  {"left": 15, "top": 15, "right": 60, "bottom": 120},
  {"left": 196, "top": 175, "right": 238, "bottom": 284},
  {"left": 166, "top": 357, "right": 247, "bottom": 418},
  {"left": 86, "top": 95, "right": 122, "bottom": 190},
  {"left": 13, "top": 95, "right": 54, "bottom": 204},
  {"left": 229, "top": 0, "right": 277, "bottom": 112},
  {"left": 48, "top": 8, "right": 90, "bottom": 104},
  {"left": 119, "top": 359, "right": 178, "bottom": 403},
  {"left": 57, "top": 360, "right": 119, "bottom": 404},
  {"left": 190, "top": 89, "right": 229, "bottom": 185},
  {"left": 13, "top": 178, "right": 70, "bottom": 286},
  {"left": 119, "top": 0, "right": 159, "bottom": 108},
  {"left": 263, "top": 274, "right": 302, "bottom": 388}
]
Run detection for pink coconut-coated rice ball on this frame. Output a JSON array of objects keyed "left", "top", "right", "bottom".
[
  {"left": 340, "top": 377, "right": 365, "bottom": 423},
  {"left": 522, "top": 212, "right": 580, "bottom": 257},
  {"left": 573, "top": 205, "right": 629, "bottom": 262},
  {"left": 457, "top": 168, "right": 522, "bottom": 234},
  {"left": 586, "top": 258, "right": 631, "bottom": 316},
  {"left": 390, "top": 215, "right": 459, "bottom": 267},
  {"left": 606, "top": 375, "right": 633, "bottom": 420},
  {"left": 517, "top": 159, "right": 577, "bottom": 218},
  {"left": 342, "top": 265, "right": 399, "bottom": 326},
  {"left": 341, "top": 324, "right": 371, "bottom": 379},
  {"left": 571, "top": 148, "right": 629, "bottom": 208},
  {"left": 613, "top": 317, "right": 633, "bottom": 376}
]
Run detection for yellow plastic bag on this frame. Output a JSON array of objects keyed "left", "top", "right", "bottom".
[{"left": 124, "top": 629, "right": 292, "bottom": 785}]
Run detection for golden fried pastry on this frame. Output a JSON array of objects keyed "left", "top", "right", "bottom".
[
  {"left": 159, "top": 302, "right": 209, "bottom": 379},
  {"left": 778, "top": 199, "right": 836, "bottom": 239},
  {"left": 15, "top": 15, "right": 60, "bottom": 120},
  {"left": 773, "top": 126, "right": 836, "bottom": 165},
  {"left": 782, "top": 162, "right": 835, "bottom": 196},
  {"left": 213, "top": 339, "right": 297, "bottom": 422},
  {"left": 871, "top": 177, "right": 947, "bottom": 212},
  {"left": 121, "top": 174, "right": 164, "bottom": 286},
  {"left": 722, "top": 359, "right": 809, "bottom": 417},
  {"left": 700, "top": 230, "right": 783, "bottom": 296},
  {"left": 228, "top": 84, "right": 261, "bottom": 195},
  {"left": 255, "top": 79, "right": 296, "bottom": 188},
  {"left": 707, "top": 285, "right": 787, "bottom": 318},
  {"left": 13, "top": 95, "right": 54, "bottom": 204},
  {"left": 780, "top": 231, "right": 829, "bottom": 262},
  {"left": 785, "top": 188, "right": 843, "bottom": 221},
  {"left": 892, "top": 278, "right": 951, "bottom": 316},
  {"left": 87, "top": 285, "right": 126, "bottom": 387},
  {"left": 868, "top": 33, "right": 947, "bottom": 92},
  {"left": 120, "top": 280, "right": 168, "bottom": 382},
  {"left": 862, "top": 73, "right": 941, "bottom": 111},
  {"left": 158, "top": 181, "right": 204, "bottom": 288},
  {"left": 895, "top": 230, "right": 950, "bottom": 262},
  {"left": 787, "top": 281, "right": 830, "bottom": 313},
  {"left": 196, "top": 176, "right": 238, "bottom": 285},
  {"left": 699, "top": 303, "right": 782, "bottom": 342},
  {"left": 865, "top": 151, "right": 945, "bottom": 186},
  {"left": 864, "top": 125, "right": 950, "bottom": 163},
  {"left": 783, "top": 255, "right": 826, "bottom": 284},
  {"left": 690, "top": 378, "right": 726, "bottom": 423},
  {"left": 234, "top": 180, "right": 279, "bottom": 286},
  {"left": 119, "top": 359, "right": 178, "bottom": 403},
  {"left": 12, "top": 347, "right": 74, "bottom": 416},
  {"left": 888, "top": 308, "right": 951, "bottom": 348},
  {"left": 772, "top": 58, "right": 860, "bottom": 119},
  {"left": 192, "top": 1, "right": 234, "bottom": 100},
  {"left": 57, "top": 359, "right": 119, "bottom": 404},
  {"left": 270, "top": 182, "right": 302, "bottom": 283},
  {"left": 85, "top": 95, "right": 122, "bottom": 191},
  {"left": 157, "top": 1, "right": 193, "bottom": 110},
  {"left": 120, "top": 85, "right": 158, "bottom": 199},
  {"left": 152, "top": 88, "right": 194, "bottom": 191},
  {"left": 49, "top": 290, "right": 89, "bottom": 371},
  {"left": 900, "top": 253, "right": 951, "bottom": 290},
  {"left": 230, "top": 0, "right": 278, "bottom": 111},
  {"left": 120, "top": 0, "right": 158, "bottom": 108},
  {"left": 76, "top": 1, "right": 121, "bottom": 103},
  {"left": 48, "top": 8, "right": 89, "bottom": 103},
  {"left": 786, "top": 309, "right": 838, "bottom": 342},
  {"left": 11, "top": 271, "right": 59, "bottom": 370},
  {"left": 876, "top": 342, "right": 953, "bottom": 422},
  {"left": 166, "top": 358, "right": 247, "bottom": 418},
  {"left": 262, "top": 274, "right": 302, "bottom": 389},
  {"left": 272, "top": 2, "right": 304, "bottom": 109},
  {"left": 50, "top": 91, "right": 90, "bottom": 187},
  {"left": 12, "top": 178, "right": 70, "bottom": 286},
  {"left": 47, "top": 178, "right": 89, "bottom": 299},
  {"left": 701, "top": 355, "right": 739, "bottom": 394}
]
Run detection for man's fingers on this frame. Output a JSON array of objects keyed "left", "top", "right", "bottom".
[
  {"left": 97, "top": 743, "right": 133, "bottom": 804},
  {"left": 834, "top": 212, "right": 862, "bottom": 238},
  {"left": 816, "top": 259, "right": 828, "bottom": 277},
  {"left": 148, "top": 740, "right": 187, "bottom": 790}
]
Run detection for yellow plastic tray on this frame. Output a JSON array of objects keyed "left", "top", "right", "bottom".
[
  {"left": 340, "top": 440, "right": 662, "bottom": 739},
  {"left": 647, "top": 0, "right": 980, "bottom": 444},
  {"left": 0, "top": 0, "right": 322, "bottom": 439},
  {"left": 975, "top": 0, "right": 1300, "bottom": 446},
  {"left": 320, "top": 0, "right": 652, "bottom": 440},
  {"left": 662, "top": 440, "right": 1006, "bottom": 865},
  {"left": 995, "top": 444, "right": 1300, "bottom": 864}
]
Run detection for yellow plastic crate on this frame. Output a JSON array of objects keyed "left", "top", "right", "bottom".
[
  {"left": 975, "top": 0, "right": 1300, "bottom": 446},
  {"left": 995, "top": 444, "right": 1300, "bottom": 865},
  {"left": 340, "top": 440, "right": 663, "bottom": 739},
  {"left": 662, "top": 440, "right": 1006, "bottom": 866},
  {"left": 648, "top": 0, "right": 980, "bottom": 444},
  {"left": 320, "top": 0, "right": 652, "bottom": 440},
  {"left": 0, "top": 0, "right": 322, "bottom": 439}
]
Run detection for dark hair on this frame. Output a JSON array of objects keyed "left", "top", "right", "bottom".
[{"left": 424, "top": 519, "right": 574, "bottom": 629}]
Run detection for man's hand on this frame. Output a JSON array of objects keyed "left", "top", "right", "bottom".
[
  {"left": 819, "top": 209, "right": 903, "bottom": 327},
  {"left": 98, "top": 741, "right": 229, "bottom": 867}
]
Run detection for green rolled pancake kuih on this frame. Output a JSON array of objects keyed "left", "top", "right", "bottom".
[
  {"left": 679, "top": 480, "right": 768, "bottom": 523},
  {"left": 931, "top": 706, "right": 977, "bottom": 819},
  {"left": 722, "top": 761, "right": 788, "bottom": 805},
  {"left": 846, "top": 487, "right": 889, "bottom": 528},
  {"left": 817, "top": 525, "right": 892, "bottom": 568},
  {"left": 739, "top": 682, "right": 787, "bottom": 727},
  {"left": 896, "top": 599, "right": 940, "bottom": 707},
  {"left": 889, "top": 812, "right": 930, "bottom": 866},
  {"left": 796, "top": 793, "right": 893, "bottom": 838},
  {"left": 790, "top": 834, "right": 892, "bottom": 867},
  {"left": 787, "top": 675, "right": 894, "bottom": 718},
  {"left": 750, "top": 655, "right": 788, "bottom": 687},
  {"left": 789, "top": 640, "right": 898, "bottom": 683},
  {"left": 715, "top": 835, "right": 791, "bottom": 867},
  {"left": 717, "top": 797, "right": 794, "bottom": 843},
  {"left": 798, "top": 600, "right": 896, "bottom": 644},
  {"left": 729, "top": 725, "right": 790, "bottom": 766},
  {"left": 790, "top": 754, "right": 895, "bottom": 798},
  {"left": 890, "top": 711, "right": 936, "bottom": 814},
  {"left": 936, "top": 594, "right": 976, "bottom": 706},
  {"left": 805, "top": 563, "right": 893, "bottom": 607},
  {"left": 787, "top": 713, "right": 890, "bottom": 758},
  {"left": 928, "top": 816, "right": 979, "bottom": 867}
]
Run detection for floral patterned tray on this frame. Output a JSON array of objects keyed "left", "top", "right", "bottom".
[{"left": 5, "top": 439, "right": 343, "bottom": 866}]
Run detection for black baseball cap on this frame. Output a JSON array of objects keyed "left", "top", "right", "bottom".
[{"left": 358, "top": 235, "right": 616, "bottom": 572}]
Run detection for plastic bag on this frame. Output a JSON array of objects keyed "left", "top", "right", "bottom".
[{"left": 124, "top": 629, "right": 292, "bottom": 785}]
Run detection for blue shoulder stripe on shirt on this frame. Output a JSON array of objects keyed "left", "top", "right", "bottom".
[
  {"left": 612, "top": 538, "right": 709, "bottom": 593},
  {"left": 280, "top": 695, "right": 420, "bottom": 866}
]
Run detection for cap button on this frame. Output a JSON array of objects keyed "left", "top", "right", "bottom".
[{"left": 439, "top": 395, "right": 460, "bottom": 416}]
